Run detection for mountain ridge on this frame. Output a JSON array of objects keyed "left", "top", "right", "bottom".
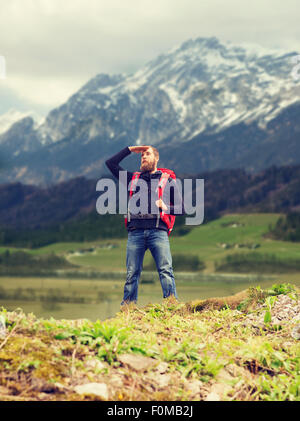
[{"left": 0, "top": 36, "right": 299, "bottom": 185}]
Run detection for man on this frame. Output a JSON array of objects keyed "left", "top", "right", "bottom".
[{"left": 105, "top": 145, "right": 185, "bottom": 306}]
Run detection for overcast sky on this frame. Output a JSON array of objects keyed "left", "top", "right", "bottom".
[{"left": 0, "top": 0, "right": 299, "bottom": 117}]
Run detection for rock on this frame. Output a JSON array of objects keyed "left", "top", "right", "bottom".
[
  {"left": 185, "top": 379, "right": 203, "bottom": 396},
  {"left": 118, "top": 353, "right": 156, "bottom": 372},
  {"left": 244, "top": 294, "right": 300, "bottom": 328},
  {"left": 109, "top": 375, "right": 124, "bottom": 388},
  {"left": 73, "top": 382, "right": 108, "bottom": 400},
  {"left": 0, "top": 315, "right": 6, "bottom": 339},
  {"left": 0, "top": 385, "right": 10, "bottom": 395},
  {"left": 291, "top": 325, "right": 300, "bottom": 340},
  {"left": 155, "top": 361, "right": 169, "bottom": 374},
  {"left": 54, "top": 382, "right": 70, "bottom": 391},
  {"left": 205, "top": 392, "right": 221, "bottom": 401},
  {"left": 38, "top": 392, "right": 49, "bottom": 400},
  {"left": 209, "top": 382, "right": 232, "bottom": 400},
  {"left": 217, "top": 368, "right": 234, "bottom": 382},
  {"left": 155, "top": 374, "right": 171, "bottom": 388},
  {"left": 84, "top": 358, "right": 106, "bottom": 371},
  {"left": 157, "top": 374, "right": 171, "bottom": 388},
  {"left": 224, "top": 363, "right": 253, "bottom": 383},
  {"left": 272, "top": 317, "right": 281, "bottom": 325},
  {"left": 147, "top": 372, "right": 171, "bottom": 388},
  {"left": 30, "top": 377, "right": 59, "bottom": 393}
]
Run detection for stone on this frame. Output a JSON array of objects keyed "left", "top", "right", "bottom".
[
  {"left": 217, "top": 368, "right": 234, "bottom": 382},
  {"left": 209, "top": 382, "right": 232, "bottom": 400},
  {"left": 205, "top": 392, "right": 221, "bottom": 401},
  {"left": 147, "top": 372, "right": 171, "bottom": 388},
  {"left": 110, "top": 375, "right": 124, "bottom": 388},
  {"left": 54, "top": 382, "right": 70, "bottom": 391},
  {"left": 73, "top": 382, "right": 108, "bottom": 400},
  {"left": 155, "top": 374, "right": 171, "bottom": 388},
  {"left": 224, "top": 363, "right": 253, "bottom": 381},
  {"left": 118, "top": 353, "right": 156, "bottom": 372},
  {"left": 37, "top": 392, "right": 49, "bottom": 400},
  {"left": 84, "top": 358, "right": 106, "bottom": 371},
  {"left": 291, "top": 325, "right": 300, "bottom": 340},
  {"left": 0, "top": 385, "right": 10, "bottom": 395},
  {"left": 185, "top": 379, "right": 203, "bottom": 396},
  {"left": 155, "top": 361, "right": 169, "bottom": 374},
  {"left": 244, "top": 294, "right": 300, "bottom": 328},
  {"left": 0, "top": 315, "right": 6, "bottom": 339}
]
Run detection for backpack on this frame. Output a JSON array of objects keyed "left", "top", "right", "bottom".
[{"left": 124, "top": 168, "right": 177, "bottom": 236}]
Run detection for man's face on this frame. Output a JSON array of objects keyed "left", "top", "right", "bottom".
[{"left": 140, "top": 148, "right": 158, "bottom": 172}]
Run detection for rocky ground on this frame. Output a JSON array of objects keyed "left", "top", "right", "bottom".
[{"left": 0, "top": 284, "right": 299, "bottom": 401}]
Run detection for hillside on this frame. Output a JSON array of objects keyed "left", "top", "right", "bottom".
[{"left": 0, "top": 284, "right": 299, "bottom": 401}]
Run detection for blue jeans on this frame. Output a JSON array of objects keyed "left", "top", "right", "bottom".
[{"left": 121, "top": 229, "right": 178, "bottom": 305}]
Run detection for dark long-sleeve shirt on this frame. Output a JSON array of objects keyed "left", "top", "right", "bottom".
[{"left": 105, "top": 147, "right": 185, "bottom": 232}]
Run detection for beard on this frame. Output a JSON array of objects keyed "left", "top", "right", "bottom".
[{"left": 140, "top": 160, "right": 156, "bottom": 172}]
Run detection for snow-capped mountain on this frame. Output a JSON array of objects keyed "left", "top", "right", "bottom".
[
  {"left": 0, "top": 109, "right": 44, "bottom": 137},
  {"left": 0, "top": 109, "right": 45, "bottom": 161},
  {"left": 0, "top": 36, "right": 300, "bottom": 185},
  {"left": 37, "top": 36, "right": 299, "bottom": 146}
]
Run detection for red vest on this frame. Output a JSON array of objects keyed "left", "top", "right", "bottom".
[{"left": 124, "top": 168, "right": 176, "bottom": 236}]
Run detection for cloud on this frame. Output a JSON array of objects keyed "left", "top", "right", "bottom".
[{"left": 0, "top": 0, "right": 299, "bottom": 115}]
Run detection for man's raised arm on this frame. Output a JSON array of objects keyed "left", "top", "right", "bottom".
[
  {"left": 105, "top": 146, "right": 132, "bottom": 181},
  {"left": 105, "top": 145, "right": 152, "bottom": 183}
]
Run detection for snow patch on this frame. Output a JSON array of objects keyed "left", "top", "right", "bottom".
[
  {"left": 0, "top": 109, "right": 43, "bottom": 136},
  {"left": 159, "top": 83, "right": 187, "bottom": 123}
]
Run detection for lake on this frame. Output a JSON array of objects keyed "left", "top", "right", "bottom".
[{"left": 1, "top": 272, "right": 296, "bottom": 321}]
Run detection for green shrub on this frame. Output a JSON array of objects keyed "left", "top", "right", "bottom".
[
  {"left": 215, "top": 252, "right": 300, "bottom": 273},
  {"left": 269, "top": 212, "right": 300, "bottom": 242},
  {"left": 0, "top": 249, "right": 76, "bottom": 275}
]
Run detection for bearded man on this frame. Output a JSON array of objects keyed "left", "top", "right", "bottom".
[{"left": 105, "top": 145, "right": 185, "bottom": 306}]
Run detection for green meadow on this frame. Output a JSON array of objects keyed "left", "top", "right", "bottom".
[{"left": 41, "top": 212, "right": 300, "bottom": 273}]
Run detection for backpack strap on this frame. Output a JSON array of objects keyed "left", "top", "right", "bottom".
[
  {"left": 157, "top": 168, "right": 176, "bottom": 180},
  {"left": 127, "top": 172, "right": 141, "bottom": 223},
  {"left": 156, "top": 172, "right": 170, "bottom": 227}
]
